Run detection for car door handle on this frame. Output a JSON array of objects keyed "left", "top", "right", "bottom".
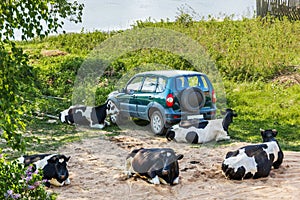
[{"left": 148, "top": 96, "right": 154, "bottom": 99}]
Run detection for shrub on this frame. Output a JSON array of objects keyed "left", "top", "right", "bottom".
[{"left": 0, "top": 153, "right": 55, "bottom": 200}]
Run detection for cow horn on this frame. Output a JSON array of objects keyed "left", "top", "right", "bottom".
[{"left": 260, "top": 128, "right": 265, "bottom": 132}]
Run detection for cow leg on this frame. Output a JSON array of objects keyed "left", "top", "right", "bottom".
[
  {"left": 44, "top": 180, "right": 51, "bottom": 188},
  {"left": 49, "top": 178, "right": 64, "bottom": 187},
  {"left": 273, "top": 151, "right": 284, "bottom": 169},
  {"left": 124, "top": 158, "right": 133, "bottom": 177},
  {"left": 158, "top": 177, "right": 168, "bottom": 185},
  {"left": 104, "top": 120, "right": 110, "bottom": 126},
  {"left": 215, "top": 130, "right": 230, "bottom": 141},
  {"left": 90, "top": 123, "right": 105, "bottom": 129},
  {"left": 146, "top": 171, "right": 159, "bottom": 184}
]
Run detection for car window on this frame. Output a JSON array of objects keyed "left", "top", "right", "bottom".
[
  {"left": 199, "top": 76, "right": 209, "bottom": 91},
  {"left": 187, "top": 76, "right": 198, "bottom": 87},
  {"left": 175, "top": 77, "right": 188, "bottom": 90},
  {"left": 156, "top": 77, "right": 166, "bottom": 93},
  {"left": 126, "top": 76, "right": 143, "bottom": 93},
  {"left": 141, "top": 77, "right": 157, "bottom": 93},
  {"left": 176, "top": 75, "right": 209, "bottom": 91}
]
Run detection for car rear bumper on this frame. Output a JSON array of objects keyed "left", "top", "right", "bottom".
[{"left": 165, "top": 107, "right": 216, "bottom": 125}]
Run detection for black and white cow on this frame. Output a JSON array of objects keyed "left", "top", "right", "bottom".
[
  {"left": 125, "top": 148, "right": 184, "bottom": 185},
  {"left": 59, "top": 101, "right": 117, "bottom": 129},
  {"left": 166, "top": 109, "right": 237, "bottom": 144},
  {"left": 222, "top": 129, "right": 284, "bottom": 180},
  {"left": 18, "top": 154, "right": 71, "bottom": 187}
]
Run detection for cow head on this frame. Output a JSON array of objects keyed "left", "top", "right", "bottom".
[
  {"left": 59, "top": 106, "right": 76, "bottom": 124},
  {"left": 59, "top": 109, "right": 69, "bottom": 123},
  {"left": 129, "top": 148, "right": 183, "bottom": 185},
  {"left": 222, "top": 108, "right": 237, "bottom": 132},
  {"left": 46, "top": 155, "right": 70, "bottom": 183},
  {"left": 106, "top": 100, "right": 119, "bottom": 116},
  {"left": 260, "top": 129, "right": 278, "bottom": 142},
  {"left": 59, "top": 107, "right": 75, "bottom": 124},
  {"left": 158, "top": 149, "right": 184, "bottom": 185},
  {"left": 145, "top": 148, "right": 183, "bottom": 185},
  {"left": 166, "top": 128, "right": 176, "bottom": 141}
]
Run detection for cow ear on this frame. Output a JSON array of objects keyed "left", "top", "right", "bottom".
[
  {"left": 226, "top": 150, "right": 239, "bottom": 158},
  {"left": 66, "top": 156, "right": 71, "bottom": 162},
  {"left": 220, "top": 109, "right": 226, "bottom": 115},
  {"left": 260, "top": 128, "right": 265, "bottom": 136},
  {"left": 177, "top": 154, "right": 184, "bottom": 160},
  {"left": 272, "top": 129, "right": 278, "bottom": 137},
  {"left": 48, "top": 156, "right": 58, "bottom": 163},
  {"left": 233, "top": 112, "right": 238, "bottom": 117}
]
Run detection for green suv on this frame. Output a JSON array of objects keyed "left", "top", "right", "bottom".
[{"left": 107, "top": 70, "right": 217, "bottom": 135}]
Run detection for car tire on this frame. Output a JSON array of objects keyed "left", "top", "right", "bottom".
[
  {"left": 150, "top": 110, "right": 166, "bottom": 135},
  {"left": 179, "top": 87, "right": 206, "bottom": 113}
]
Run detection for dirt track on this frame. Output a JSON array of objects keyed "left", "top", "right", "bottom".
[{"left": 50, "top": 129, "right": 300, "bottom": 200}]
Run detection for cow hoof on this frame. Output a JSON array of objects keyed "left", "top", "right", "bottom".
[
  {"left": 173, "top": 177, "right": 179, "bottom": 185},
  {"left": 150, "top": 176, "right": 160, "bottom": 184},
  {"left": 124, "top": 171, "right": 132, "bottom": 177},
  {"left": 64, "top": 178, "right": 71, "bottom": 185},
  {"left": 91, "top": 124, "right": 105, "bottom": 129},
  {"left": 216, "top": 135, "right": 230, "bottom": 141}
]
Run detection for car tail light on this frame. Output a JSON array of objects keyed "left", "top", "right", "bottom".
[
  {"left": 166, "top": 94, "right": 174, "bottom": 107},
  {"left": 212, "top": 90, "right": 217, "bottom": 103}
]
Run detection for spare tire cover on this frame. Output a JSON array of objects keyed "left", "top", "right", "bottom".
[{"left": 179, "top": 87, "right": 205, "bottom": 113}]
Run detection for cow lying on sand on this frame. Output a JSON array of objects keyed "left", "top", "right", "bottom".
[
  {"left": 222, "top": 129, "right": 284, "bottom": 180},
  {"left": 125, "top": 148, "right": 184, "bottom": 185},
  {"left": 18, "top": 154, "right": 71, "bottom": 187},
  {"left": 59, "top": 101, "right": 117, "bottom": 129},
  {"left": 166, "top": 109, "right": 237, "bottom": 144}
]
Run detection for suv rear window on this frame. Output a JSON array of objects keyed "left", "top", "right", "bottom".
[
  {"left": 199, "top": 76, "right": 209, "bottom": 91},
  {"left": 176, "top": 75, "right": 209, "bottom": 91}
]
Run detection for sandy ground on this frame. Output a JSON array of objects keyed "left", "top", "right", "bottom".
[{"left": 49, "top": 129, "right": 300, "bottom": 200}]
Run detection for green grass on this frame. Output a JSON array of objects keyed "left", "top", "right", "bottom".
[
  {"left": 225, "top": 81, "right": 300, "bottom": 151},
  {"left": 1, "top": 121, "right": 97, "bottom": 157},
  {"left": 23, "top": 120, "right": 124, "bottom": 154}
]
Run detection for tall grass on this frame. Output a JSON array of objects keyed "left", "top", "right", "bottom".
[{"left": 225, "top": 81, "right": 300, "bottom": 151}]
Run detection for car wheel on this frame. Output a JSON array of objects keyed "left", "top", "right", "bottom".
[
  {"left": 179, "top": 87, "right": 205, "bottom": 113},
  {"left": 150, "top": 110, "right": 166, "bottom": 135}
]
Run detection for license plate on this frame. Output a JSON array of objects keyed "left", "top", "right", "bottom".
[{"left": 187, "top": 115, "right": 203, "bottom": 120}]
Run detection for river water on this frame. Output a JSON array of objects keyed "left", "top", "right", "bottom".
[{"left": 63, "top": 0, "right": 256, "bottom": 33}]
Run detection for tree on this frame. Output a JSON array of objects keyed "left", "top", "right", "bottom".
[{"left": 0, "top": 0, "right": 84, "bottom": 151}]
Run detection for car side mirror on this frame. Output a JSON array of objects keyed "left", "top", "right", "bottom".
[
  {"left": 127, "top": 89, "right": 134, "bottom": 94},
  {"left": 122, "top": 88, "right": 134, "bottom": 94}
]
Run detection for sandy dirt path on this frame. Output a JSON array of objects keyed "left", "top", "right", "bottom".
[{"left": 49, "top": 129, "right": 300, "bottom": 200}]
